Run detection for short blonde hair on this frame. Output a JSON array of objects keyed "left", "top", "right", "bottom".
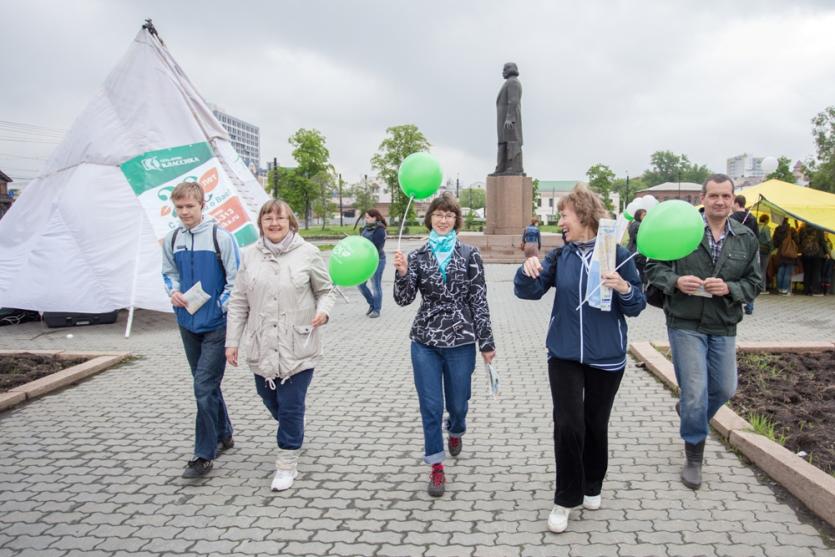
[
  {"left": 257, "top": 200, "right": 299, "bottom": 235},
  {"left": 171, "top": 181, "right": 204, "bottom": 205},
  {"left": 557, "top": 184, "right": 609, "bottom": 234}
]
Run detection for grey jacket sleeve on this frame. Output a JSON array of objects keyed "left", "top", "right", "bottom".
[
  {"left": 309, "top": 248, "right": 336, "bottom": 318},
  {"left": 225, "top": 253, "right": 249, "bottom": 348}
]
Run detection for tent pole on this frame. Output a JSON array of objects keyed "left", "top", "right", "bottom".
[{"left": 125, "top": 214, "right": 145, "bottom": 338}]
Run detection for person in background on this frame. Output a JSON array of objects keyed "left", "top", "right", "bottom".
[
  {"left": 756, "top": 214, "right": 772, "bottom": 292},
  {"left": 162, "top": 181, "right": 239, "bottom": 478},
  {"left": 515, "top": 184, "right": 645, "bottom": 534},
  {"left": 799, "top": 223, "right": 828, "bottom": 296},
  {"left": 358, "top": 209, "right": 387, "bottom": 318},
  {"left": 772, "top": 219, "right": 799, "bottom": 295},
  {"left": 730, "top": 195, "right": 758, "bottom": 314},
  {"left": 393, "top": 193, "right": 496, "bottom": 498},
  {"left": 626, "top": 208, "right": 648, "bottom": 287},
  {"left": 225, "top": 200, "right": 335, "bottom": 491},
  {"left": 522, "top": 217, "right": 542, "bottom": 258}
]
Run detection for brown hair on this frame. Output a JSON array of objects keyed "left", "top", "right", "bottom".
[
  {"left": 634, "top": 208, "right": 647, "bottom": 222},
  {"left": 530, "top": 217, "right": 539, "bottom": 225},
  {"left": 366, "top": 208, "right": 387, "bottom": 227},
  {"left": 423, "top": 192, "right": 463, "bottom": 231},
  {"left": 734, "top": 194, "right": 747, "bottom": 207},
  {"left": 257, "top": 199, "right": 299, "bottom": 235},
  {"left": 557, "top": 183, "right": 609, "bottom": 234},
  {"left": 171, "top": 181, "right": 204, "bottom": 205},
  {"left": 758, "top": 213, "right": 769, "bottom": 224}
]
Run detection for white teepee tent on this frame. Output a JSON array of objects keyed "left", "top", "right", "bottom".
[{"left": 0, "top": 22, "right": 269, "bottom": 321}]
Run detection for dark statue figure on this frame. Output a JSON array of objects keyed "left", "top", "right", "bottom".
[{"left": 492, "top": 62, "right": 524, "bottom": 176}]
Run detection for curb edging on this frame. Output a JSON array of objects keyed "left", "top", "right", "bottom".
[
  {"left": 629, "top": 341, "right": 835, "bottom": 529},
  {"left": 0, "top": 352, "right": 132, "bottom": 412}
]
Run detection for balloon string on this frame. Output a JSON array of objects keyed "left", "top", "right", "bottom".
[
  {"left": 574, "top": 251, "right": 639, "bottom": 311},
  {"left": 397, "top": 195, "right": 414, "bottom": 252}
]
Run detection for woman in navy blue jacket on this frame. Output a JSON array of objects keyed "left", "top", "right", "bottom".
[
  {"left": 357, "top": 209, "right": 387, "bottom": 317},
  {"left": 514, "top": 184, "right": 645, "bottom": 534}
]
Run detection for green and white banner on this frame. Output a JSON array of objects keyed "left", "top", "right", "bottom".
[{"left": 121, "top": 142, "right": 259, "bottom": 246}]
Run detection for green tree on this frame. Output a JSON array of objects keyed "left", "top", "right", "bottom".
[
  {"left": 642, "top": 150, "right": 711, "bottom": 187},
  {"left": 311, "top": 170, "right": 337, "bottom": 230},
  {"left": 351, "top": 178, "right": 378, "bottom": 229},
  {"left": 287, "top": 128, "right": 331, "bottom": 228},
  {"left": 807, "top": 106, "right": 835, "bottom": 192},
  {"left": 586, "top": 163, "right": 615, "bottom": 211},
  {"left": 459, "top": 188, "right": 485, "bottom": 210},
  {"left": 370, "top": 124, "right": 430, "bottom": 225},
  {"left": 765, "top": 156, "right": 796, "bottom": 183}
]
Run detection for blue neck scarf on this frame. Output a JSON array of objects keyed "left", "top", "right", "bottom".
[{"left": 428, "top": 229, "right": 457, "bottom": 282}]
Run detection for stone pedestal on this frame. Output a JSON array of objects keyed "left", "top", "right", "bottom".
[{"left": 484, "top": 174, "right": 533, "bottom": 235}]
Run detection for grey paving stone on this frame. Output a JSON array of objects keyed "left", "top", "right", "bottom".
[{"left": 1, "top": 269, "right": 834, "bottom": 557}]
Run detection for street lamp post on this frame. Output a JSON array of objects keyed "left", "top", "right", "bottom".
[
  {"left": 338, "top": 173, "right": 343, "bottom": 227},
  {"left": 624, "top": 172, "right": 630, "bottom": 213}
]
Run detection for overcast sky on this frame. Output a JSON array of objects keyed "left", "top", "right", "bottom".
[{"left": 3, "top": 0, "right": 835, "bottom": 188}]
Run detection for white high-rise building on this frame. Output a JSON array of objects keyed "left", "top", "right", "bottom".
[
  {"left": 209, "top": 103, "right": 260, "bottom": 172},
  {"left": 726, "top": 153, "right": 764, "bottom": 180}
]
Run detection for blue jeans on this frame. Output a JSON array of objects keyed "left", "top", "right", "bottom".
[
  {"left": 358, "top": 254, "right": 386, "bottom": 313},
  {"left": 777, "top": 263, "right": 794, "bottom": 292},
  {"left": 411, "top": 341, "right": 476, "bottom": 464},
  {"left": 179, "top": 325, "right": 233, "bottom": 460},
  {"left": 668, "top": 328, "right": 737, "bottom": 445},
  {"left": 254, "top": 370, "right": 313, "bottom": 450}
]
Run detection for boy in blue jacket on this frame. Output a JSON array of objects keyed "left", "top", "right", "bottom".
[{"left": 162, "top": 182, "right": 239, "bottom": 478}]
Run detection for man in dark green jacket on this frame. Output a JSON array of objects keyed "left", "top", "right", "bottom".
[{"left": 646, "top": 174, "right": 762, "bottom": 491}]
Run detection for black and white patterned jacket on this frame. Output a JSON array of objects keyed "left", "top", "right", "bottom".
[{"left": 394, "top": 241, "right": 495, "bottom": 352}]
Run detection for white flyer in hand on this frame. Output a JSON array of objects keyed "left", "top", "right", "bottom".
[
  {"left": 485, "top": 362, "right": 500, "bottom": 398},
  {"left": 182, "top": 281, "right": 211, "bottom": 315},
  {"left": 589, "top": 218, "right": 618, "bottom": 312}
]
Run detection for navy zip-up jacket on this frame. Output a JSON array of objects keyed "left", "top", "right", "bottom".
[{"left": 514, "top": 243, "right": 645, "bottom": 371}]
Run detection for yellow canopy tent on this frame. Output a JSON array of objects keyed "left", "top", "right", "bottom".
[{"left": 740, "top": 179, "right": 835, "bottom": 235}]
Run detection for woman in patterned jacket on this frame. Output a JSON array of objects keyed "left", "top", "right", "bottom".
[{"left": 393, "top": 193, "right": 496, "bottom": 497}]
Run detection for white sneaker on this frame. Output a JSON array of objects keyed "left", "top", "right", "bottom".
[
  {"left": 547, "top": 504, "right": 571, "bottom": 533},
  {"left": 583, "top": 494, "right": 602, "bottom": 510},
  {"left": 271, "top": 469, "right": 297, "bottom": 491}
]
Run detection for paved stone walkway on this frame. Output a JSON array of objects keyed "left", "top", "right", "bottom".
[{"left": 1, "top": 244, "right": 834, "bottom": 556}]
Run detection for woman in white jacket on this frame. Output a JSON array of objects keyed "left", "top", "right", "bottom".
[{"left": 225, "top": 200, "right": 335, "bottom": 491}]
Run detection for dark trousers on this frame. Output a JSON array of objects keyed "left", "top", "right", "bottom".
[
  {"left": 179, "top": 325, "right": 233, "bottom": 460},
  {"left": 548, "top": 357, "right": 624, "bottom": 507},
  {"left": 802, "top": 256, "right": 823, "bottom": 295},
  {"left": 254, "top": 370, "right": 313, "bottom": 450}
]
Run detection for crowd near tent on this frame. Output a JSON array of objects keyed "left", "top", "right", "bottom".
[
  {"left": 0, "top": 23, "right": 269, "bottom": 315},
  {"left": 741, "top": 179, "right": 835, "bottom": 236}
]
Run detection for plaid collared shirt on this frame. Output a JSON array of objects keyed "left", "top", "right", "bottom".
[{"left": 704, "top": 216, "right": 735, "bottom": 264}]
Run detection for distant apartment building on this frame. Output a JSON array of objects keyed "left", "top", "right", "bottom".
[
  {"left": 726, "top": 153, "right": 764, "bottom": 180},
  {"left": 209, "top": 104, "right": 260, "bottom": 172}
]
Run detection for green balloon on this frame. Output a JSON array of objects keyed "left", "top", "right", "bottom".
[
  {"left": 328, "top": 236, "right": 380, "bottom": 287},
  {"left": 624, "top": 211, "right": 634, "bottom": 221},
  {"left": 398, "top": 152, "right": 442, "bottom": 199},
  {"left": 637, "top": 200, "right": 703, "bottom": 261}
]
